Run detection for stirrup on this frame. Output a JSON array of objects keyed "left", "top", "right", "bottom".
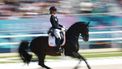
[
  {"left": 55, "top": 47, "right": 63, "bottom": 54},
  {"left": 59, "top": 48, "right": 63, "bottom": 53}
]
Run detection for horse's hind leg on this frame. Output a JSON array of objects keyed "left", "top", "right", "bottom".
[{"left": 34, "top": 52, "right": 51, "bottom": 69}]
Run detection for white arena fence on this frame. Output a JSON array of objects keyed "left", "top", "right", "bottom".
[{"left": 0, "top": 30, "right": 122, "bottom": 46}]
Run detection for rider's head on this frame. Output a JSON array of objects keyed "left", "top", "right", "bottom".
[{"left": 49, "top": 6, "right": 57, "bottom": 14}]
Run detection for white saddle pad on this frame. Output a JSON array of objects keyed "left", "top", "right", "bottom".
[{"left": 48, "top": 34, "right": 65, "bottom": 47}]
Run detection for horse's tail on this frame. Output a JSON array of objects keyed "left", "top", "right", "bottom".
[{"left": 18, "top": 41, "right": 32, "bottom": 64}]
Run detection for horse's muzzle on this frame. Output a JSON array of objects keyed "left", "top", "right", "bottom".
[{"left": 82, "top": 37, "right": 89, "bottom": 42}]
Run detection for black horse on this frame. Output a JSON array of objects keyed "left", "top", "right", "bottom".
[{"left": 18, "top": 22, "right": 91, "bottom": 69}]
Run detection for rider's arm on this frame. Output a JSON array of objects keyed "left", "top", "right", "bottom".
[
  {"left": 50, "top": 15, "right": 59, "bottom": 28},
  {"left": 59, "top": 24, "right": 63, "bottom": 27}
]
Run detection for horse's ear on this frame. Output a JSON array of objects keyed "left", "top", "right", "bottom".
[{"left": 87, "top": 22, "right": 90, "bottom": 26}]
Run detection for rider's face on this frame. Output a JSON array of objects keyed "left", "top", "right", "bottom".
[{"left": 50, "top": 10, "right": 56, "bottom": 14}]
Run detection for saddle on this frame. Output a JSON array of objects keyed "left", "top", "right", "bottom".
[{"left": 48, "top": 27, "right": 66, "bottom": 47}]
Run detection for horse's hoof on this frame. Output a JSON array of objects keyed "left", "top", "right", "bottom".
[
  {"left": 46, "top": 67, "right": 52, "bottom": 69},
  {"left": 74, "top": 66, "right": 80, "bottom": 69}
]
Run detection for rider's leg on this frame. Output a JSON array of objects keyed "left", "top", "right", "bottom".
[
  {"left": 54, "top": 29, "right": 61, "bottom": 52},
  {"left": 54, "top": 29, "right": 61, "bottom": 39}
]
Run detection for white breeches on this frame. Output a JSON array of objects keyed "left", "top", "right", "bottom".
[{"left": 54, "top": 29, "right": 61, "bottom": 39}]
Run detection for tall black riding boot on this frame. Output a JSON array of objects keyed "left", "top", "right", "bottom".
[{"left": 55, "top": 38, "right": 61, "bottom": 53}]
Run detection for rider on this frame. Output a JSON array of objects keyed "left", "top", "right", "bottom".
[{"left": 49, "top": 6, "right": 64, "bottom": 53}]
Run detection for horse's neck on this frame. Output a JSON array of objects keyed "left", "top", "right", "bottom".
[{"left": 66, "top": 26, "right": 80, "bottom": 40}]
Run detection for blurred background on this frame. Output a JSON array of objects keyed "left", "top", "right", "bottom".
[{"left": 0, "top": 0, "right": 122, "bottom": 53}]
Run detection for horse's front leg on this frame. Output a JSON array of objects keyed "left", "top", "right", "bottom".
[
  {"left": 74, "top": 59, "right": 82, "bottom": 69},
  {"left": 72, "top": 52, "right": 91, "bottom": 69}
]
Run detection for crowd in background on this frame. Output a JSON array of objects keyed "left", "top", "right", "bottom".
[{"left": 0, "top": 0, "right": 122, "bottom": 19}]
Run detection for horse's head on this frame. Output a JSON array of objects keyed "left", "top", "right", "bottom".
[
  {"left": 66, "top": 22, "right": 89, "bottom": 42},
  {"left": 80, "top": 22, "right": 89, "bottom": 42}
]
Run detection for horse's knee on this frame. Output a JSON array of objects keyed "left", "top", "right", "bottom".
[
  {"left": 65, "top": 52, "right": 79, "bottom": 58},
  {"left": 72, "top": 52, "right": 82, "bottom": 59}
]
